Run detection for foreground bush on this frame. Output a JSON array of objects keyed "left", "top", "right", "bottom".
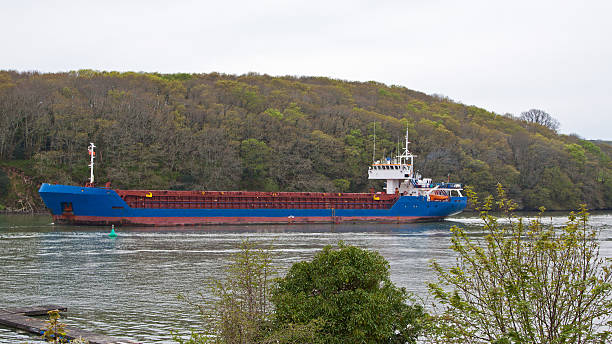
[{"left": 272, "top": 242, "right": 425, "bottom": 344}]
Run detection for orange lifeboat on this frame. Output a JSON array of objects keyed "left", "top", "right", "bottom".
[{"left": 429, "top": 194, "right": 449, "bottom": 201}]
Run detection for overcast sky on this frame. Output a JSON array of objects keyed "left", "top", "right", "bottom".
[{"left": 2, "top": 0, "right": 611, "bottom": 139}]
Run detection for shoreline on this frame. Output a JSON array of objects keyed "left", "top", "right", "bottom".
[{"left": 0, "top": 210, "right": 48, "bottom": 215}]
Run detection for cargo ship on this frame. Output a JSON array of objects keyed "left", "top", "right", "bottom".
[{"left": 38, "top": 130, "right": 467, "bottom": 226}]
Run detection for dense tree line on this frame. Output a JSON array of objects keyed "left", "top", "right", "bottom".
[{"left": 0, "top": 70, "right": 610, "bottom": 210}]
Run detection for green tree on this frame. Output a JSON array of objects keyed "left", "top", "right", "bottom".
[
  {"left": 239, "top": 139, "right": 277, "bottom": 191},
  {"left": 427, "top": 185, "right": 612, "bottom": 344},
  {"left": 272, "top": 243, "right": 425, "bottom": 344},
  {"left": 332, "top": 178, "right": 350, "bottom": 192},
  {"left": 177, "top": 241, "right": 275, "bottom": 344},
  {"left": 566, "top": 143, "right": 587, "bottom": 166}
]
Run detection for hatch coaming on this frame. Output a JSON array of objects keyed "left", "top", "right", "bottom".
[{"left": 115, "top": 190, "right": 400, "bottom": 210}]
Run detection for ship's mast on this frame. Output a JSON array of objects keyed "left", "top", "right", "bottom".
[
  {"left": 405, "top": 126, "right": 409, "bottom": 156},
  {"left": 395, "top": 125, "right": 414, "bottom": 176},
  {"left": 88, "top": 142, "right": 95, "bottom": 185}
]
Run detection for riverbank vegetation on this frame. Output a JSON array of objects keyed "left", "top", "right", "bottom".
[
  {"left": 1, "top": 70, "right": 611, "bottom": 211},
  {"left": 179, "top": 188, "right": 611, "bottom": 343}
]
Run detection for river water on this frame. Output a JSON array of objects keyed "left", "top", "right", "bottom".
[{"left": 1, "top": 212, "right": 611, "bottom": 343}]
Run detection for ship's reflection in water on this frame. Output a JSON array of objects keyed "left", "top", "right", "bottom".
[{"left": 1, "top": 213, "right": 611, "bottom": 343}]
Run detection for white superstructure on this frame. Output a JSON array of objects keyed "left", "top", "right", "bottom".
[{"left": 368, "top": 128, "right": 463, "bottom": 199}]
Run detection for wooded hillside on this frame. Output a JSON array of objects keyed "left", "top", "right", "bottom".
[{"left": 0, "top": 70, "right": 610, "bottom": 211}]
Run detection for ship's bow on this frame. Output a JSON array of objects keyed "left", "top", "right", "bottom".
[{"left": 38, "top": 183, "right": 129, "bottom": 224}]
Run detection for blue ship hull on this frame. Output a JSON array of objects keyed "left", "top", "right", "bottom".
[{"left": 39, "top": 183, "right": 467, "bottom": 226}]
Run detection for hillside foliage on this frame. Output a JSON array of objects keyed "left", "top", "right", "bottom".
[{"left": 0, "top": 70, "right": 611, "bottom": 210}]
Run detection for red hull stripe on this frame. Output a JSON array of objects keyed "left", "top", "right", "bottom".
[{"left": 53, "top": 215, "right": 442, "bottom": 226}]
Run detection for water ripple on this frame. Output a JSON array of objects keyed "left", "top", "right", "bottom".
[{"left": 1, "top": 213, "right": 611, "bottom": 343}]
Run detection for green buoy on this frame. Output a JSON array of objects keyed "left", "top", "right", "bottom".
[{"left": 109, "top": 224, "right": 117, "bottom": 238}]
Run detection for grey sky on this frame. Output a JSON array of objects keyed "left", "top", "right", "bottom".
[{"left": 2, "top": 0, "right": 611, "bottom": 139}]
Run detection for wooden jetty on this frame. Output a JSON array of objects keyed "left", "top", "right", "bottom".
[{"left": 0, "top": 305, "right": 138, "bottom": 344}]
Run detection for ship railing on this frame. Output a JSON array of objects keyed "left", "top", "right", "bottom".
[
  {"left": 435, "top": 182, "right": 462, "bottom": 189},
  {"left": 413, "top": 182, "right": 462, "bottom": 189}
]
